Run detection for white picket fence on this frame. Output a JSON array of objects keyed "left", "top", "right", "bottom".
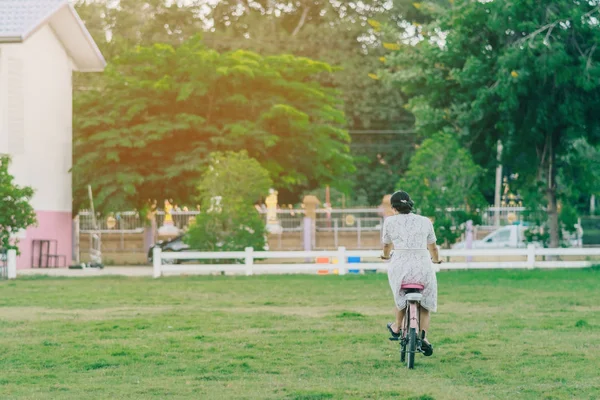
[{"left": 152, "top": 245, "right": 600, "bottom": 278}]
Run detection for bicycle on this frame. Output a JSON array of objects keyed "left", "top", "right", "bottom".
[{"left": 389, "top": 283, "right": 426, "bottom": 369}]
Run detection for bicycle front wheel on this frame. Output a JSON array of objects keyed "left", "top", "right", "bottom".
[{"left": 407, "top": 327, "right": 416, "bottom": 369}]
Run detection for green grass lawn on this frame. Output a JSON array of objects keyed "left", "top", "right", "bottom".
[{"left": 1, "top": 268, "right": 599, "bottom": 400}]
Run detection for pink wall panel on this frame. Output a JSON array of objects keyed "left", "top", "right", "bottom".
[{"left": 17, "top": 210, "right": 72, "bottom": 269}]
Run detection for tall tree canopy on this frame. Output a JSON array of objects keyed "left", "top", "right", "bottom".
[
  {"left": 73, "top": 36, "right": 352, "bottom": 212},
  {"left": 72, "top": 0, "right": 452, "bottom": 206},
  {"left": 385, "top": 0, "right": 600, "bottom": 246},
  {"left": 204, "top": 0, "right": 438, "bottom": 204},
  {"left": 75, "top": 0, "right": 204, "bottom": 59}
]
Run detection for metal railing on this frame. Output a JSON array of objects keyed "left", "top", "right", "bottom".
[
  {"left": 75, "top": 206, "right": 552, "bottom": 255},
  {"left": 78, "top": 206, "right": 531, "bottom": 233},
  {"left": 77, "top": 208, "right": 385, "bottom": 233},
  {"left": 78, "top": 211, "right": 145, "bottom": 232},
  {"left": 78, "top": 210, "right": 201, "bottom": 233}
]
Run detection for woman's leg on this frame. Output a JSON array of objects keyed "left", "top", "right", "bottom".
[
  {"left": 419, "top": 305, "right": 430, "bottom": 340},
  {"left": 392, "top": 307, "right": 406, "bottom": 333},
  {"left": 419, "top": 305, "right": 434, "bottom": 356}
]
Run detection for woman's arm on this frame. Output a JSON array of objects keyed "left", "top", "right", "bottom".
[
  {"left": 426, "top": 218, "right": 442, "bottom": 263},
  {"left": 428, "top": 242, "right": 442, "bottom": 264},
  {"left": 381, "top": 243, "right": 394, "bottom": 259},
  {"left": 380, "top": 218, "right": 394, "bottom": 259}
]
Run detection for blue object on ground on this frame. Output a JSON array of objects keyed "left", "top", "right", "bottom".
[{"left": 347, "top": 257, "right": 361, "bottom": 273}]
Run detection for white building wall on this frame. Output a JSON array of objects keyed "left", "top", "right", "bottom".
[{"left": 0, "top": 24, "right": 73, "bottom": 212}]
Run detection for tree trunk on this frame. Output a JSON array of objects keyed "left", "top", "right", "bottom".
[
  {"left": 291, "top": 6, "right": 310, "bottom": 36},
  {"left": 547, "top": 185, "right": 559, "bottom": 248},
  {"left": 547, "top": 134, "right": 560, "bottom": 248}
]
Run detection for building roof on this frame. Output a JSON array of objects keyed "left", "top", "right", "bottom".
[
  {"left": 0, "top": 0, "right": 64, "bottom": 39},
  {"left": 0, "top": 0, "right": 106, "bottom": 72}
]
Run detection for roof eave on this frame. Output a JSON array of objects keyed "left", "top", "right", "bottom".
[
  {"left": 65, "top": 3, "right": 106, "bottom": 70},
  {"left": 0, "top": 36, "right": 24, "bottom": 43}
]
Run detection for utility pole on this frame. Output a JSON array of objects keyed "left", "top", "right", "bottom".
[{"left": 494, "top": 140, "right": 503, "bottom": 227}]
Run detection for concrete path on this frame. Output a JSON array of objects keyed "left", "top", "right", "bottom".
[{"left": 18, "top": 267, "right": 153, "bottom": 277}]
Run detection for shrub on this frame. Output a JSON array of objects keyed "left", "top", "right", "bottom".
[{"left": 0, "top": 156, "right": 37, "bottom": 252}]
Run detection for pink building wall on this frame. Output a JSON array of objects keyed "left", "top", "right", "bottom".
[
  {"left": 2, "top": 26, "right": 76, "bottom": 270},
  {"left": 17, "top": 210, "right": 72, "bottom": 269}
]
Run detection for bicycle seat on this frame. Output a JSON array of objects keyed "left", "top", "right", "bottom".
[{"left": 401, "top": 283, "right": 424, "bottom": 290}]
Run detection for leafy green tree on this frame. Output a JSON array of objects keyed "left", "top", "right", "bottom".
[
  {"left": 73, "top": 36, "right": 352, "bottom": 212},
  {"left": 74, "top": 0, "right": 444, "bottom": 205},
  {"left": 385, "top": 0, "right": 600, "bottom": 247},
  {"left": 73, "top": 0, "right": 205, "bottom": 92},
  {"left": 559, "top": 139, "right": 600, "bottom": 216},
  {"left": 185, "top": 203, "right": 268, "bottom": 255},
  {"left": 398, "top": 133, "right": 485, "bottom": 247},
  {"left": 74, "top": 0, "right": 203, "bottom": 60},
  {"left": 0, "top": 157, "right": 37, "bottom": 251},
  {"left": 197, "top": 151, "right": 272, "bottom": 208},
  {"left": 301, "top": 186, "right": 368, "bottom": 208},
  {"left": 209, "top": 0, "right": 386, "bottom": 39},
  {"left": 205, "top": 1, "right": 423, "bottom": 204},
  {"left": 351, "top": 136, "right": 416, "bottom": 206},
  {"left": 185, "top": 151, "right": 272, "bottom": 253},
  {"left": 398, "top": 133, "right": 485, "bottom": 215}
]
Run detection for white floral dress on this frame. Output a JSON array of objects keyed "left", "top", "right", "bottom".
[{"left": 382, "top": 213, "right": 438, "bottom": 312}]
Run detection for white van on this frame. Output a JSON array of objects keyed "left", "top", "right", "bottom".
[
  {"left": 453, "top": 225, "right": 530, "bottom": 249},
  {"left": 453, "top": 224, "right": 582, "bottom": 249}
]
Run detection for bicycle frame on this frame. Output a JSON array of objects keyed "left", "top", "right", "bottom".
[{"left": 405, "top": 298, "right": 421, "bottom": 335}]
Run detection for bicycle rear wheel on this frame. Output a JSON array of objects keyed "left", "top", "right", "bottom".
[{"left": 407, "top": 327, "right": 416, "bottom": 369}]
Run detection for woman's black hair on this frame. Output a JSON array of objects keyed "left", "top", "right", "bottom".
[{"left": 391, "top": 190, "right": 414, "bottom": 214}]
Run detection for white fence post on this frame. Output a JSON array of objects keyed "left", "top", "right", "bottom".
[
  {"left": 527, "top": 244, "right": 536, "bottom": 269},
  {"left": 337, "top": 246, "right": 347, "bottom": 275},
  {"left": 245, "top": 247, "right": 254, "bottom": 276},
  {"left": 7, "top": 249, "right": 17, "bottom": 279},
  {"left": 153, "top": 247, "right": 162, "bottom": 278}
]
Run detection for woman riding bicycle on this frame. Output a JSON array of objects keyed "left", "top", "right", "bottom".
[{"left": 381, "top": 190, "right": 441, "bottom": 356}]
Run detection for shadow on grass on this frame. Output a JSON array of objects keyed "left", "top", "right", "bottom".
[
  {"left": 287, "top": 392, "right": 334, "bottom": 400},
  {"left": 335, "top": 311, "right": 365, "bottom": 319}
]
